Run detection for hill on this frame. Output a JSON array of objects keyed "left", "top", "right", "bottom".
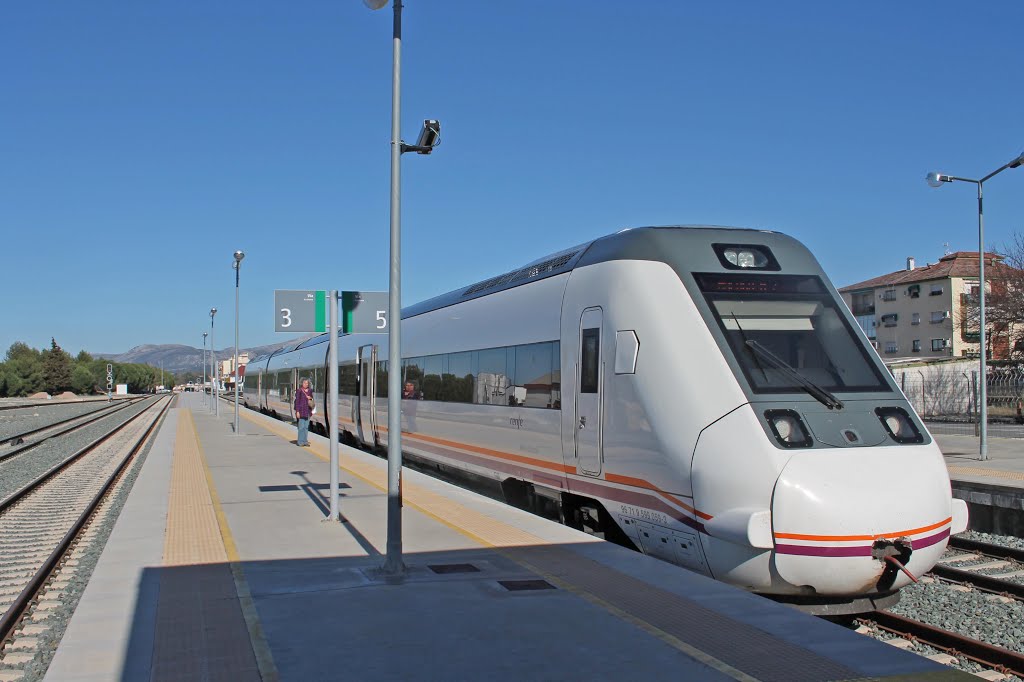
[{"left": 96, "top": 336, "right": 315, "bottom": 374}]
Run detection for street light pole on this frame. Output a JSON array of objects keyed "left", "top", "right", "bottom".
[
  {"left": 202, "top": 332, "right": 208, "bottom": 404},
  {"left": 233, "top": 250, "right": 245, "bottom": 435},
  {"left": 365, "top": 0, "right": 440, "bottom": 575},
  {"left": 384, "top": 0, "right": 405, "bottom": 576},
  {"left": 927, "top": 150, "right": 1024, "bottom": 461},
  {"left": 210, "top": 307, "right": 218, "bottom": 416}
]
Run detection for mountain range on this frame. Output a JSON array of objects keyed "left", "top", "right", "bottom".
[{"left": 96, "top": 336, "right": 315, "bottom": 374}]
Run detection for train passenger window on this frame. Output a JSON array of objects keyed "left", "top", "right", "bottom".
[
  {"left": 477, "top": 347, "right": 509, "bottom": 405},
  {"left": 513, "top": 343, "right": 554, "bottom": 408},
  {"left": 421, "top": 355, "right": 444, "bottom": 400},
  {"left": 444, "top": 351, "right": 476, "bottom": 403},
  {"left": 581, "top": 329, "right": 600, "bottom": 393},
  {"left": 377, "top": 361, "right": 388, "bottom": 398},
  {"left": 338, "top": 363, "right": 358, "bottom": 395}
]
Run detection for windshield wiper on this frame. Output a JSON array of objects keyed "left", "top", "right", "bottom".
[{"left": 744, "top": 339, "right": 844, "bottom": 410}]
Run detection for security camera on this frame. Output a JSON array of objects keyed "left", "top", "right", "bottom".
[
  {"left": 402, "top": 119, "right": 441, "bottom": 155},
  {"left": 415, "top": 120, "right": 440, "bottom": 152}
]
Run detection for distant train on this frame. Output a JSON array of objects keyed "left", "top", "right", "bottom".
[{"left": 246, "top": 226, "right": 967, "bottom": 614}]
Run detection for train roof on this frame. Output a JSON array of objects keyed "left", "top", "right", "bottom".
[
  {"left": 404, "top": 225, "right": 776, "bottom": 319},
  {"left": 266, "top": 225, "right": 792, "bottom": 351}
]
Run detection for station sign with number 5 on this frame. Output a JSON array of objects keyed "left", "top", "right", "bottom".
[{"left": 274, "top": 290, "right": 389, "bottom": 334}]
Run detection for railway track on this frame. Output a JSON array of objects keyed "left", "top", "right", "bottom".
[
  {"left": 0, "top": 395, "right": 171, "bottom": 658},
  {"left": 0, "top": 398, "right": 125, "bottom": 413},
  {"left": 929, "top": 536, "right": 1024, "bottom": 601},
  {"left": 858, "top": 610, "right": 1024, "bottom": 679},
  {"left": 0, "top": 397, "right": 146, "bottom": 464}
]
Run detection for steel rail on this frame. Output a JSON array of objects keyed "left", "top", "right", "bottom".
[
  {"left": 929, "top": 564, "right": 1024, "bottom": 600},
  {"left": 863, "top": 611, "right": 1024, "bottom": 677},
  {"left": 0, "top": 396, "right": 160, "bottom": 514},
  {"left": 0, "top": 397, "right": 145, "bottom": 462},
  {"left": 0, "top": 395, "right": 172, "bottom": 646},
  {"left": 0, "top": 398, "right": 128, "bottom": 412},
  {"left": 949, "top": 536, "right": 1024, "bottom": 564}
]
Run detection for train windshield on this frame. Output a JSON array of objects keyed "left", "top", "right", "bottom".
[{"left": 695, "top": 273, "right": 889, "bottom": 394}]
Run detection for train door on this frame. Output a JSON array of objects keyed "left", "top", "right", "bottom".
[
  {"left": 356, "top": 344, "right": 380, "bottom": 448},
  {"left": 575, "top": 307, "right": 604, "bottom": 476}
]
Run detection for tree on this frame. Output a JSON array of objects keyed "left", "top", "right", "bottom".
[
  {"left": 42, "top": 338, "right": 73, "bottom": 394},
  {"left": 957, "top": 237, "right": 1024, "bottom": 361},
  {"left": 76, "top": 350, "right": 93, "bottom": 363},
  {"left": 71, "top": 365, "right": 95, "bottom": 394},
  {"left": 4, "top": 342, "right": 44, "bottom": 396}
]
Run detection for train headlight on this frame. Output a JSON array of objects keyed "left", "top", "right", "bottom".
[
  {"left": 764, "top": 409, "right": 813, "bottom": 448},
  {"left": 712, "top": 243, "right": 781, "bottom": 271},
  {"left": 875, "top": 407, "right": 924, "bottom": 444},
  {"left": 724, "top": 248, "right": 768, "bottom": 268}
]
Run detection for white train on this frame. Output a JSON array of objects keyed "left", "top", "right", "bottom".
[{"left": 247, "top": 226, "right": 967, "bottom": 614}]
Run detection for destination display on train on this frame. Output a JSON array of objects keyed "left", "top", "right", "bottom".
[{"left": 694, "top": 273, "right": 825, "bottom": 295}]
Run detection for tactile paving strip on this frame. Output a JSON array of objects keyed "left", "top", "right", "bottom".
[{"left": 150, "top": 410, "right": 261, "bottom": 682}]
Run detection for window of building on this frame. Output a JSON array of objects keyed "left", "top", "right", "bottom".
[
  {"left": 880, "top": 313, "right": 898, "bottom": 327},
  {"left": 908, "top": 284, "right": 920, "bottom": 299},
  {"left": 931, "top": 339, "right": 947, "bottom": 352},
  {"left": 930, "top": 311, "right": 947, "bottom": 324},
  {"left": 882, "top": 289, "right": 896, "bottom": 302},
  {"left": 911, "top": 312, "right": 920, "bottom": 325},
  {"left": 885, "top": 342, "right": 898, "bottom": 354},
  {"left": 930, "top": 284, "right": 944, "bottom": 296},
  {"left": 912, "top": 339, "right": 921, "bottom": 352}
]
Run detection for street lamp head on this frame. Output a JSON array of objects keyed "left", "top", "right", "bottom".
[
  {"left": 203, "top": 332, "right": 208, "bottom": 339},
  {"left": 211, "top": 307, "right": 217, "bottom": 317},
  {"left": 1009, "top": 151, "right": 1024, "bottom": 169},
  {"left": 926, "top": 171, "right": 949, "bottom": 188},
  {"left": 363, "top": 0, "right": 389, "bottom": 8},
  {"left": 234, "top": 250, "right": 245, "bottom": 263}
]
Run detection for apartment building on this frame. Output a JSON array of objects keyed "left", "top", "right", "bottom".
[{"left": 839, "top": 252, "right": 1009, "bottom": 361}]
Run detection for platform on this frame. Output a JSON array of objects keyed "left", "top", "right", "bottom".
[
  {"left": 937, "top": 434, "right": 1024, "bottom": 535},
  {"left": 43, "top": 394, "right": 965, "bottom": 682}
]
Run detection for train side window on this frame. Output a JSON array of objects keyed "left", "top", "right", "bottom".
[
  {"left": 581, "top": 329, "right": 600, "bottom": 394},
  {"left": 477, "top": 347, "right": 509, "bottom": 405},
  {"left": 377, "top": 361, "right": 388, "bottom": 398},
  {"left": 338, "top": 363, "right": 358, "bottom": 395},
  {"left": 513, "top": 342, "right": 554, "bottom": 408},
  {"left": 445, "top": 351, "right": 476, "bottom": 403},
  {"left": 422, "top": 355, "right": 443, "bottom": 400}
]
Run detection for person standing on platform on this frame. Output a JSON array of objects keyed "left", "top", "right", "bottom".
[{"left": 294, "top": 378, "right": 314, "bottom": 446}]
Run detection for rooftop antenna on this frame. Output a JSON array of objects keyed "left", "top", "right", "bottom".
[{"left": 943, "top": 242, "right": 951, "bottom": 255}]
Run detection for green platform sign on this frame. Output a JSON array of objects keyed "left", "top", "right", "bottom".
[
  {"left": 274, "top": 290, "right": 328, "bottom": 333},
  {"left": 341, "top": 291, "right": 389, "bottom": 333}
]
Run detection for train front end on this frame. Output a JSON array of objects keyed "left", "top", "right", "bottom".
[{"left": 683, "top": 233, "right": 968, "bottom": 613}]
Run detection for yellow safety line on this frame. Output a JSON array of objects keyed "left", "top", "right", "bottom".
[
  {"left": 237, "top": 409, "right": 760, "bottom": 682},
  {"left": 186, "top": 409, "right": 280, "bottom": 682},
  {"left": 948, "top": 464, "right": 1024, "bottom": 482}
]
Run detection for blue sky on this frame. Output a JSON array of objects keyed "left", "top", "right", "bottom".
[{"left": 2, "top": 1, "right": 1022, "bottom": 356}]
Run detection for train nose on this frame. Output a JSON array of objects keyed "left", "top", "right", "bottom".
[{"left": 770, "top": 446, "right": 954, "bottom": 595}]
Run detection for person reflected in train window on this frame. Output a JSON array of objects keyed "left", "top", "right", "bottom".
[
  {"left": 403, "top": 381, "right": 419, "bottom": 399},
  {"left": 294, "top": 378, "right": 314, "bottom": 446}
]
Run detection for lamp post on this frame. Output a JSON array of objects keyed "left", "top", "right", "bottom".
[
  {"left": 210, "top": 307, "right": 218, "bottom": 416},
  {"left": 202, "top": 332, "right": 208, "bottom": 403},
  {"left": 926, "top": 149, "right": 1024, "bottom": 461},
  {"left": 233, "top": 250, "right": 245, "bottom": 435},
  {"left": 364, "top": 0, "right": 440, "bottom": 576}
]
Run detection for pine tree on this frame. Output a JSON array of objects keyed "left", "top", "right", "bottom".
[{"left": 42, "top": 338, "right": 73, "bottom": 394}]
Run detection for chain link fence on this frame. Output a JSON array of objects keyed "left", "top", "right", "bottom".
[{"left": 891, "top": 362, "right": 1024, "bottom": 438}]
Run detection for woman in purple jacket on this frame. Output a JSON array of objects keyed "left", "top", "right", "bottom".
[{"left": 294, "top": 378, "right": 314, "bottom": 446}]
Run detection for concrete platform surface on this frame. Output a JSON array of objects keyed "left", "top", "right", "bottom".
[
  {"left": 937, "top": 432, "right": 1024, "bottom": 488},
  {"left": 43, "top": 394, "right": 964, "bottom": 682}
]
